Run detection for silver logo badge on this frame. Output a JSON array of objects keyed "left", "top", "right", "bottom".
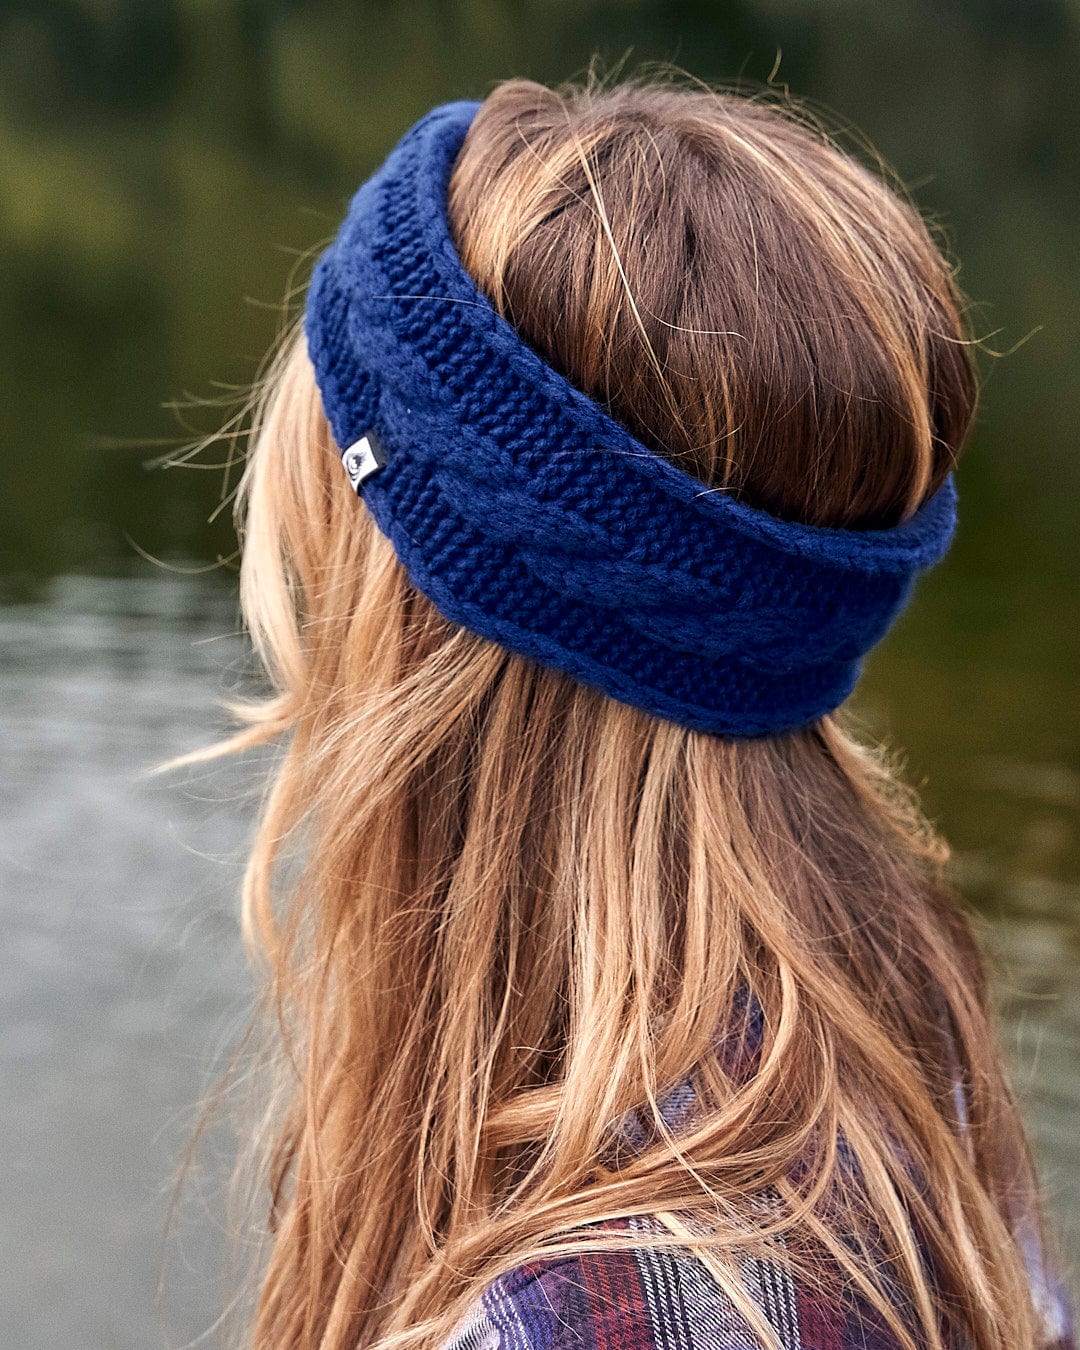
[{"left": 341, "top": 433, "right": 385, "bottom": 491}]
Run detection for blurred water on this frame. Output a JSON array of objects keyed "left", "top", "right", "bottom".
[
  {"left": 0, "top": 575, "right": 1076, "bottom": 1349},
  {"left": 0, "top": 575, "right": 254, "bottom": 1350}
]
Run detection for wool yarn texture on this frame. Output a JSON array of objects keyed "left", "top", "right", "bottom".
[{"left": 303, "top": 100, "right": 958, "bottom": 737}]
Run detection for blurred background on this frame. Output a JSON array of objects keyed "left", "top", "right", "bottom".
[{"left": 1, "top": 2, "right": 1077, "bottom": 1346}]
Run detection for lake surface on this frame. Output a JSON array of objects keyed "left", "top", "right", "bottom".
[
  {"left": 1, "top": 576, "right": 253, "bottom": 1349},
  {"left": 1, "top": 573, "right": 1077, "bottom": 1348}
]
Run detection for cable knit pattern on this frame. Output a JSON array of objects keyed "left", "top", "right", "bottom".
[{"left": 304, "top": 101, "right": 958, "bottom": 736}]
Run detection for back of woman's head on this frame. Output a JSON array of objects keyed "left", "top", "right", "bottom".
[
  {"left": 448, "top": 78, "right": 974, "bottom": 528},
  {"left": 212, "top": 74, "right": 1053, "bottom": 1350}
]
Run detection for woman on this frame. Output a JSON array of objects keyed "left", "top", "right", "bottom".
[{"left": 196, "top": 76, "right": 1073, "bottom": 1349}]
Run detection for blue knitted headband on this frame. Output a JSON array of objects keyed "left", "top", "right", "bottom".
[{"left": 304, "top": 100, "right": 957, "bottom": 737}]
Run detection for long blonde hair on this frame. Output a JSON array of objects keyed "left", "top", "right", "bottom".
[{"left": 193, "top": 74, "right": 1056, "bottom": 1350}]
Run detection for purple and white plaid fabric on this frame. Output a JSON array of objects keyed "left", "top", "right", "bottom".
[
  {"left": 444, "top": 1203, "right": 1075, "bottom": 1350},
  {"left": 445, "top": 1214, "right": 807, "bottom": 1350}
]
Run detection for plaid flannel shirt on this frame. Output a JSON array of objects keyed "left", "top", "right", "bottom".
[
  {"left": 442, "top": 1004, "right": 1075, "bottom": 1350},
  {"left": 445, "top": 1216, "right": 1075, "bottom": 1350}
]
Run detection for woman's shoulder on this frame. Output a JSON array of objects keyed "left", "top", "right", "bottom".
[
  {"left": 442, "top": 1227, "right": 877, "bottom": 1350},
  {"left": 441, "top": 1023, "right": 1076, "bottom": 1350},
  {"left": 445, "top": 1231, "right": 1077, "bottom": 1350}
]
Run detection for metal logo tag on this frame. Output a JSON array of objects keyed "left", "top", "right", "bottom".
[{"left": 341, "top": 433, "right": 386, "bottom": 492}]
